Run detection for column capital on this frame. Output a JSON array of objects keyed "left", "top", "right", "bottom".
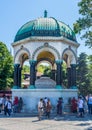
[
  {"left": 29, "top": 60, "right": 36, "bottom": 87},
  {"left": 14, "top": 63, "right": 20, "bottom": 67},
  {"left": 71, "top": 64, "right": 77, "bottom": 88},
  {"left": 71, "top": 64, "right": 77, "bottom": 67},
  {"left": 29, "top": 60, "right": 37, "bottom": 65},
  {"left": 55, "top": 60, "right": 63, "bottom": 64}
]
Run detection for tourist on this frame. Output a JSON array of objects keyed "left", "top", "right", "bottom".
[
  {"left": 57, "top": 97, "right": 63, "bottom": 115},
  {"left": 71, "top": 97, "right": 77, "bottom": 113},
  {"left": 87, "top": 94, "right": 92, "bottom": 114},
  {"left": 13, "top": 96, "right": 19, "bottom": 113},
  {"left": 0, "top": 97, "right": 3, "bottom": 113},
  {"left": 43, "top": 97, "right": 48, "bottom": 115},
  {"left": 2, "top": 95, "right": 8, "bottom": 115},
  {"left": 46, "top": 99, "right": 52, "bottom": 119},
  {"left": 6, "top": 96, "right": 12, "bottom": 116},
  {"left": 44, "top": 97, "right": 48, "bottom": 106},
  {"left": 77, "top": 96, "right": 84, "bottom": 117},
  {"left": 38, "top": 98, "right": 44, "bottom": 120},
  {"left": 18, "top": 97, "right": 23, "bottom": 112}
]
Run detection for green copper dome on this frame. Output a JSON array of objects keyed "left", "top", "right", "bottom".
[{"left": 14, "top": 16, "right": 76, "bottom": 42}]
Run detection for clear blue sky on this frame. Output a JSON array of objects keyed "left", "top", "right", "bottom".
[{"left": 0, "top": 0, "right": 91, "bottom": 56}]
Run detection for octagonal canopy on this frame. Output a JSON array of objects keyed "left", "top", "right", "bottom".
[{"left": 14, "top": 11, "right": 76, "bottom": 42}]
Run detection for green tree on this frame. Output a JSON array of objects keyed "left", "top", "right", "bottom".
[
  {"left": 22, "top": 65, "right": 30, "bottom": 74},
  {"left": 37, "top": 65, "right": 44, "bottom": 74},
  {"left": 37, "top": 64, "right": 51, "bottom": 77},
  {"left": 87, "top": 55, "right": 92, "bottom": 92},
  {"left": 77, "top": 53, "right": 90, "bottom": 95},
  {"left": 22, "top": 65, "right": 30, "bottom": 80},
  {"left": 44, "top": 66, "right": 51, "bottom": 77},
  {"left": 73, "top": 0, "right": 92, "bottom": 48},
  {"left": 0, "top": 42, "right": 14, "bottom": 90}
]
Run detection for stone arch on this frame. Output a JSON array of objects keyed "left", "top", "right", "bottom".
[
  {"left": 32, "top": 44, "right": 60, "bottom": 61},
  {"left": 62, "top": 47, "right": 77, "bottom": 67},
  {"left": 37, "top": 60, "right": 52, "bottom": 69},
  {"left": 37, "top": 58, "right": 54, "bottom": 65},
  {"left": 14, "top": 46, "right": 31, "bottom": 65}
]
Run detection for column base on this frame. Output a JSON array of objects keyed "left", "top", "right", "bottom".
[
  {"left": 70, "top": 86, "right": 77, "bottom": 89},
  {"left": 56, "top": 85, "right": 63, "bottom": 89},
  {"left": 28, "top": 85, "right": 35, "bottom": 89},
  {"left": 12, "top": 86, "right": 20, "bottom": 89}
]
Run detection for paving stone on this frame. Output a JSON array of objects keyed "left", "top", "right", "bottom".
[{"left": 0, "top": 113, "right": 92, "bottom": 130}]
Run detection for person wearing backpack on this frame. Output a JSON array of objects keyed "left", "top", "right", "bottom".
[{"left": 7, "top": 97, "right": 12, "bottom": 116}]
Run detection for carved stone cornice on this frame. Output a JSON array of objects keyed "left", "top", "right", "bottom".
[{"left": 12, "top": 36, "right": 79, "bottom": 47}]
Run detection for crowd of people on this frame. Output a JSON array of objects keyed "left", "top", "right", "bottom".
[
  {"left": 37, "top": 94, "right": 92, "bottom": 120},
  {"left": 0, "top": 95, "right": 23, "bottom": 116},
  {"left": 0, "top": 94, "right": 92, "bottom": 119},
  {"left": 38, "top": 97, "right": 52, "bottom": 120},
  {"left": 70, "top": 94, "right": 92, "bottom": 117},
  {"left": 37, "top": 97, "right": 64, "bottom": 120},
  {"left": 13, "top": 96, "right": 23, "bottom": 113}
]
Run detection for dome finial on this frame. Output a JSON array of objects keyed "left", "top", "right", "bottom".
[{"left": 44, "top": 10, "right": 47, "bottom": 18}]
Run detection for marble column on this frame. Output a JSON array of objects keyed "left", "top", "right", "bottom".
[
  {"left": 29, "top": 60, "right": 36, "bottom": 88},
  {"left": 67, "top": 67, "right": 71, "bottom": 88},
  {"left": 51, "top": 69, "right": 56, "bottom": 81},
  {"left": 56, "top": 60, "right": 63, "bottom": 88},
  {"left": 71, "top": 64, "right": 77, "bottom": 88},
  {"left": 13, "top": 64, "right": 20, "bottom": 89},
  {"left": 18, "top": 66, "right": 22, "bottom": 88}
]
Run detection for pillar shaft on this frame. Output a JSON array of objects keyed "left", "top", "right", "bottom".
[
  {"left": 71, "top": 64, "right": 76, "bottom": 87},
  {"left": 29, "top": 60, "right": 36, "bottom": 86},
  {"left": 67, "top": 67, "right": 71, "bottom": 88},
  {"left": 51, "top": 69, "right": 56, "bottom": 81},
  {"left": 56, "top": 60, "right": 63, "bottom": 86},
  {"left": 14, "top": 64, "right": 20, "bottom": 88},
  {"left": 18, "top": 66, "right": 22, "bottom": 87}
]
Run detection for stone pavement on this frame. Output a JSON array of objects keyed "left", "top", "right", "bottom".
[{"left": 0, "top": 112, "right": 92, "bottom": 130}]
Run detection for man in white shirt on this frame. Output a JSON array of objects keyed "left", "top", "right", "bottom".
[
  {"left": 77, "top": 96, "right": 84, "bottom": 117},
  {"left": 38, "top": 98, "right": 44, "bottom": 120}
]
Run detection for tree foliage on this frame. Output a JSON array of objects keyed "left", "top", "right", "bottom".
[
  {"left": 77, "top": 53, "right": 92, "bottom": 95},
  {"left": 87, "top": 55, "right": 92, "bottom": 92},
  {"left": 73, "top": 0, "right": 92, "bottom": 48},
  {"left": 37, "top": 65, "right": 45, "bottom": 74},
  {"left": 44, "top": 66, "right": 51, "bottom": 77},
  {"left": 37, "top": 64, "right": 51, "bottom": 76},
  {"left": 0, "top": 42, "right": 14, "bottom": 90},
  {"left": 22, "top": 65, "right": 30, "bottom": 74},
  {"left": 22, "top": 65, "right": 30, "bottom": 81}
]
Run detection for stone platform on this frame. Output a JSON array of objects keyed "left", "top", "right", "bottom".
[{"left": 12, "top": 88, "right": 78, "bottom": 113}]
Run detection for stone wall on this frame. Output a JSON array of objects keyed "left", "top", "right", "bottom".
[{"left": 12, "top": 89, "right": 78, "bottom": 114}]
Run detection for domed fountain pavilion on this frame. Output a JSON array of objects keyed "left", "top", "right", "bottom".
[{"left": 12, "top": 11, "right": 80, "bottom": 113}]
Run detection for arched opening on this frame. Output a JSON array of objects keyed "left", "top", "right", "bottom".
[
  {"left": 37, "top": 51, "right": 55, "bottom": 64},
  {"left": 22, "top": 60, "right": 30, "bottom": 88},
  {"left": 19, "top": 53, "right": 30, "bottom": 88},
  {"left": 36, "top": 51, "right": 56, "bottom": 78},
  {"left": 34, "top": 51, "right": 57, "bottom": 88},
  {"left": 62, "top": 49, "right": 77, "bottom": 88},
  {"left": 36, "top": 61, "right": 52, "bottom": 79}
]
